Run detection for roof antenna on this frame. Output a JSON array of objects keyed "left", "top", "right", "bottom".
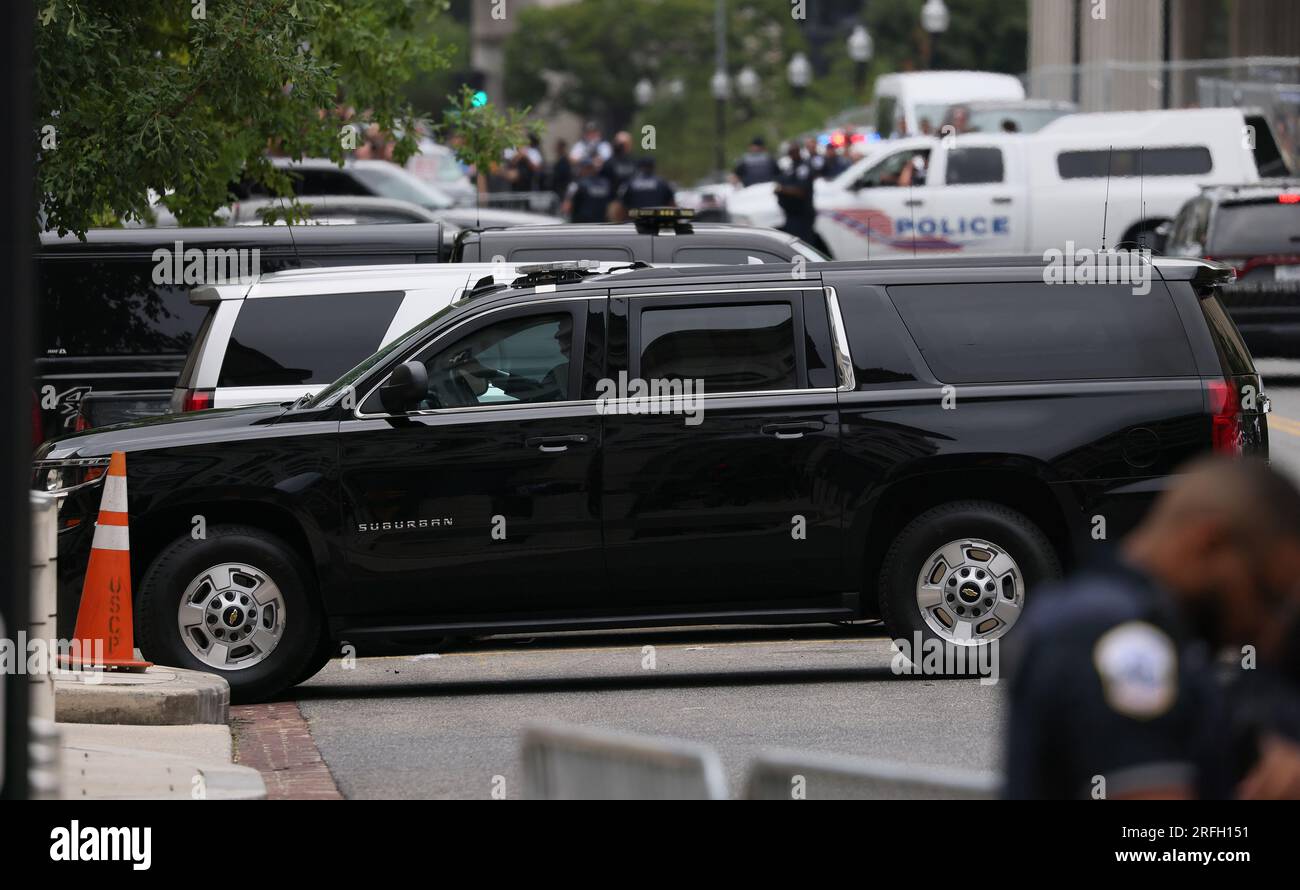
[
  {"left": 1138, "top": 145, "right": 1146, "bottom": 252},
  {"left": 1101, "top": 144, "right": 1113, "bottom": 251},
  {"left": 282, "top": 196, "right": 303, "bottom": 268}
]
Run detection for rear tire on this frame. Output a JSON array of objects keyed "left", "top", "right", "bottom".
[
  {"left": 137, "top": 525, "right": 321, "bottom": 703},
  {"left": 878, "top": 501, "right": 1061, "bottom": 667}
]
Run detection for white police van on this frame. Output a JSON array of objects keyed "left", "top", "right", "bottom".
[{"left": 730, "top": 107, "right": 1276, "bottom": 259}]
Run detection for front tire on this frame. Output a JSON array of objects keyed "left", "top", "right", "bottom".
[
  {"left": 137, "top": 525, "right": 321, "bottom": 703},
  {"left": 878, "top": 501, "right": 1061, "bottom": 657}
]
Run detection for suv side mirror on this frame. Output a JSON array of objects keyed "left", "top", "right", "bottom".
[{"left": 379, "top": 360, "right": 429, "bottom": 415}]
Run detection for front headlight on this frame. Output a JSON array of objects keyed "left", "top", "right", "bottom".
[{"left": 31, "top": 457, "right": 111, "bottom": 494}]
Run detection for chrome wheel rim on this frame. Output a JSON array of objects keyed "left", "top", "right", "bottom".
[
  {"left": 914, "top": 538, "right": 1024, "bottom": 645},
  {"left": 177, "top": 562, "right": 286, "bottom": 671}
]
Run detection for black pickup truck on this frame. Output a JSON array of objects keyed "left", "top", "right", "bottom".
[
  {"left": 35, "top": 224, "right": 446, "bottom": 443},
  {"left": 35, "top": 255, "right": 1265, "bottom": 701}
]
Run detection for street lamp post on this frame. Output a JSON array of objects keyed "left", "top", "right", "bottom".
[
  {"left": 634, "top": 78, "right": 655, "bottom": 108},
  {"left": 787, "top": 52, "right": 812, "bottom": 99},
  {"left": 847, "top": 25, "right": 873, "bottom": 97},
  {"left": 712, "top": 0, "right": 729, "bottom": 181},
  {"left": 736, "top": 66, "right": 760, "bottom": 102},
  {"left": 921, "top": 0, "right": 949, "bottom": 70},
  {"left": 711, "top": 69, "right": 730, "bottom": 181}
]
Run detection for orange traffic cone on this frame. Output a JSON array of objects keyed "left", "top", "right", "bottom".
[{"left": 60, "top": 451, "right": 152, "bottom": 671}]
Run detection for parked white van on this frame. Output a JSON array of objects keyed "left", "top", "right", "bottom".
[
  {"left": 872, "top": 70, "right": 1026, "bottom": 138},
  {"left": 732, "top": 107, "right": 1267, "bottom": 260}
]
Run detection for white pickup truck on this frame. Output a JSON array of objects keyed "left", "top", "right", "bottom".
[{"left": 729, "top": 108, "right": 1275, "bottom": 259}]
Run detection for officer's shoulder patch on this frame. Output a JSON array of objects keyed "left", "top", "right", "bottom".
[{"left": 1092, "top": 621, "right": 1178, "bottom": 720}]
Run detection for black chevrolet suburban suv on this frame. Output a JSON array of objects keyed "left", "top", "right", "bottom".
[{"left": 34, "top": 255, "right": 1265, "bottom": 700}]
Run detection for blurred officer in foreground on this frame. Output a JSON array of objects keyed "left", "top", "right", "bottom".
[
  {"left": 562, "top": 160, "right": 614, "bottom": 223},
  {"left": 774, "top": 141, "right": 817, "bottom": 244},
  {"left": 1006, "top": 457, "right": 1300, "bottom": 799},
  {"left": 612, "top": 157, "right": 676, "bottom": 219},
  {"left": 731, "top": 136, "right": 778, "bottom": 187}
]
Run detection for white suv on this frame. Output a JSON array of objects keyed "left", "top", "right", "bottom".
[{"left": 171, "top": 262, "right": 638, "bottom": 413}]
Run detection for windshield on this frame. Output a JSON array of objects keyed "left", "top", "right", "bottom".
[
  {"left": 965, "top": 107, "right": 1069, "bottom": 134},
  {"left": 307, "top": 303, "right": 459, "bottom": 408},
  {"left": 349, "top": 164, "right": 455, "bottom": 210}
]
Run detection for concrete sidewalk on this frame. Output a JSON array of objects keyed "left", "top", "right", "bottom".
[
  {"left": 59, "top": 722, "right": 266, "bottom": 800},
  {"left": 47, "top": 660, "right": 264, "bottom": 799}
]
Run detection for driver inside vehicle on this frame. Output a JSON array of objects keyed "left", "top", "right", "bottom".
[{"left": 420, "top": 313, "right": 572, "bottom": 409}]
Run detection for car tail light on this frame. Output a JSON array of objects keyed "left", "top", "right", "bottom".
[
  {"left": 180, "top": 388, "right": 215, "bottom": 412},
  {"left": 1206, "top": 379, "right": 1242, "bottom": 456},
  {"left": 1279, "top": 193, "right": 1300, "bottom": 204}
]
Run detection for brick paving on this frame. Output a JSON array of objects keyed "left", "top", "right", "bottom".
[{"left": 231, "top": 700, "right": 343, "bottom": 800}]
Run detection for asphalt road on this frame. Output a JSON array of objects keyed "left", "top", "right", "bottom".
[
  {"left": 291, "top": 359, "right": 1300, "bottom": 800},
  {"left": 295, "top": 624, "right": 1000, "bottom": 799},
  {"left": 1259, "top": 359, "right": 1300, "bottom": 477}
]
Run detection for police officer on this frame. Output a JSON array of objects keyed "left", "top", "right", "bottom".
[
  {"left": 774, "top": 141, "right": 817, "bottom": 244},
  {"left": 731, "top": 136, "right": 778, "bottom": 187},
  {"left": 601, "top": 131, "right": 638, "bottom": 196},
  {"left": 562, "top": 160, "right": 614, "bottom": 223},
  {"left": 1006, "top": 457, "right": 1300, "bottom": 799},
  {"left": 614, "top": 157, "right": 676, "bottom": 218}
]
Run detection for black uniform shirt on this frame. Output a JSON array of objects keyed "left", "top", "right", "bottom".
[
  {"left": 567, "top": 175, "right": 613, "bottom": 223},
  {"left": 1005, "top": 557, "right": 1231, "bottom": 799},
  {"left": 734, "top": 151, "right": 778, "bottom": 187},
  {"left": 617, "top": 173, "right": 676, "bottom": 211}
]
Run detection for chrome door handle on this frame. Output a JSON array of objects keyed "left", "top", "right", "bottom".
[
  {"left": 761, "top": 421, "right": 825, "bottom": 440},
  {"left": 525, "top": 434, "right": 590, "bottom": 453}
]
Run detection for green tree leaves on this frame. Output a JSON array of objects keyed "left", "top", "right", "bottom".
[{"left": 36, "top": 0, "right": 450, "bottom": 236}]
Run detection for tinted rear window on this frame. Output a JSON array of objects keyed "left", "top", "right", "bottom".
[
  {"left": 889, "top": 282, "right": 1196, "bottom": 383},
  {"left": 38, "top": 257, "right": 208, "bottom": 357},
  {"left": 218, "top": 291, "right": 404, "bottom": 386},
  {"left": 639, "top": 302, "right": 797, "bottom": 392},
  {"left": 1198, "top": 289, "right": 1255, "bottom": 376},
  {"left": 1057, "top": 147, "right": 1212, "bottom": 179},
  {"left": 1208, "top": 201, "right": 1300, "bottom": 255}
]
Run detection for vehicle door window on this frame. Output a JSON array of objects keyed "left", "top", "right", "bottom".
[
  {"left": 419, "top": 312, "right": 574, "bottom": 409},
  {"left": 636, "top": 301, "right": 799, "bottom": 393},
  {"left": 854, "top": 148, "right": 931, "bottom": 189},
  {"left": 944, "top": 147, "right": 1005, "bottom": 185}
]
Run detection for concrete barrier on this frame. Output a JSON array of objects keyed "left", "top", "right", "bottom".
[
  {"left": 745, "top": 749, "right": 1001, "bottom": 800},
  {"left": 522, "top": 723, "right": 728, "bottom": 800}
]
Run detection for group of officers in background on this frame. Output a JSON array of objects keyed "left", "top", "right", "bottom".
[
  {"left": 494, "top": 121, "right": 677, "bottom": 223},
  {"left": 497, "top": 121, "right": 851, "bottom": 241}
]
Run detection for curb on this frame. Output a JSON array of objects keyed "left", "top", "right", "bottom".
[
  {"left": 55, "top": 664, "right": 230, "bottom": 725},
  {"left": 62, "top": 742, "right": 266, "bottom": 800}
]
